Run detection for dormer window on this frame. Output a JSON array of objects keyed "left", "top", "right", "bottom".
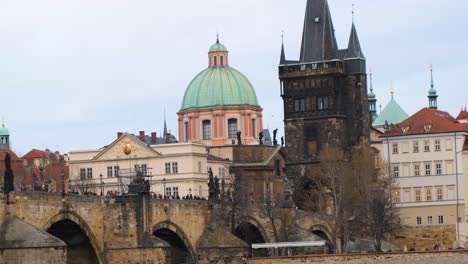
[
  {"left": 402, "top": 126, "right": 410, "bottom": 134},
  {"left": 424, "top": 125, "right": 432, "bottom": 133}
]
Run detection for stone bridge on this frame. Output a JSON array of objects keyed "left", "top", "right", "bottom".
[{"left": 0, "top": 192, "right": 332, "bottom": 264}]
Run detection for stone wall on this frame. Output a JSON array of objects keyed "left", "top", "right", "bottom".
[
  {"left": 390, "top": 225, "right": 456, "bottom": 251},
  {"left": 104, "top": 248, "right": 167, "bottom": 264},
  {"left": 239, "top": 250, "right": 468, "bottom": 264},
  {"left": 0, "top": 247, "right": 66, "bottom": 264}
]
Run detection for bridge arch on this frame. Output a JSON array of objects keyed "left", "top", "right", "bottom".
[
  {"left": 310, "top": 224, "right": 334, "bottom": 252},
  {"left": 153, "top": 221, "right": 196, "bottom": 264},
  {"left": 43, "top": 211, "right": 104, "bottom": 264},
  {"left": 236, "top": 216, "right": 270, "bottom": 243}
]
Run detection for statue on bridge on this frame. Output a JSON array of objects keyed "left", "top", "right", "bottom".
[
  {"left": 214, "top": 176, "right": 220, "bottom": 201},
  {"left": 273, "top": 128, "right": 279, "bottom": 146},
  {"left": 259, "top": 131, "right": 264, "bottom": 145},
  {"left": 208, "top": 168, "right": 215, "bottom": 199},
  {"left": 4, "top": 152, "right": 15, "bottom": 194},
  {"left": 236, "top": 130, "right": 242, "bottom": 145}
]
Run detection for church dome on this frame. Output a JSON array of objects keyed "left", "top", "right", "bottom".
[
  {"left": 0, "top": 125, "right": 9, "bottom": 136},
  {"left": 180, "top": 40, "right": 259, "bottom": 112}
]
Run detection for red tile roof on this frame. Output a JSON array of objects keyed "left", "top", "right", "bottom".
[
  {"left": 0, "top": 149, "right": 22, "bottom": 161},
  {"left": 456, "top": 109, "right": 468, "bottom": 120},
  {"left": 22, "top": 149, "right": 49, "bottom": 159},
  {"left": 382, "top": 107, "right": 468, "bottom": 137}
]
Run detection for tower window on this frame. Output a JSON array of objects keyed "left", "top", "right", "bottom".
[
  {"left": 214, "top": 56, "right": 218, "bottom": 66},
  {"left": 228, "top": 118, "right": 238, "bottom": 138},
  {"left": 202, "top": 120, "right": 211, "bottom": 140},
  {"left": 294, "top": 98, "right": 305, "bottom": 112},
  {"left": 252, "top": 119, "right": 256, "bottom": 138},
  {"left": 184, "top": 122, "right": 189, "bottom": 142},
  {"left": 220, "top": 56, "right": 224, "bottom": 65},
  {"left": 318, "top": 96, "right": 333, "bottom": 110}
]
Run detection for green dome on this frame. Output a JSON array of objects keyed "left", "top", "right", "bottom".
[
  {"left": 180, "top": 66, "right": 259, "bottom": 111},
  {"left": 368, "top": 90, "right": 376, "bottom": 100},
  {"left": 0, "top": 125, "right": 9, "bottom": 136},
  {"left": 209, "top": 42, "right": 227, "bottom": 53},
  {"left": 428, "top": 87, "right": 437, "bottom": 96}
]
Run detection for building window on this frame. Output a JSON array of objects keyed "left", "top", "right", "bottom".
[
  {"left": 437, "top": 188, "right": 443, "bottom": 200},
  {"left": 435, "top": 162, "right": 442, "bottom": 175},
  {"left": 413, "top": 141, "right": 419, "bottom": 153},
  {"left": 392, "top": 143, "right": 399, "bottom": 154},
  {"left": 416, "top": 216, "right": 422, "bottom": 225},
  {"left": 414, "top": 164, "right": 420, "bottom": 176},
  {"left": 219, "top": 167, "right": 225, "bottom": 179},
  {"left": 228, "top": 118, "right": 238, "bottom": 138},
  {"left": 198, "top": 161, "right": 202, "bottom": 173},
  {"left": 424, "top": 141, "right": 430, "bottom": 152},
  {"left": 393, "top": 165, "right": 400, "bottom": 177},
  {"left": 220, "top": 56, "right": 224, "bottom": 65},
  {"left": 214, "top": 56, "right": 217, "bottom": 66},
  {"left": 114, "top": 166, "right": 119, "bottom": 177},
  {"left": 199, "top": 185, "right": 202, "bottom": 197},
  {"left": 86, "top": 168, "right": 93, "bottom": 179},
  {"left": 428, "top": 216, "right": 433, "bottom": 225},
  {"left": 184, "top": 122, "right": 189, "bottom": 142},
  {"left": 393, "top": 191, "right": 400, "bottom": 203},
  {"left": 172, "top": 187, "right": 179, "bottom": 198},
  {"left": 165, "top": 187, "right": 172, "bottom": 197},
  {"left": 80, "top": 168, "right": 86, "bottom": 180},
  {"left": 165, "top": 163, "right": 171, "bottom": 174},
  {"left": 107, "top": 166, "right": 113, "bottom": 177},
  {"left": 415, "top": 190, "right": 421, "bottom": 201},
  {"left": 295, "top": 98, "right": 305, "bottom": 112},
  {"left": 172, "top": 162, "right": 178, "bottom": 174},
  {"left": 252, "top": 119, "right": 256, "bottom": 138},
  {"left": 438, "top": 215, "right": 444, "bottom": 224},
  {"left": 275, "top": 160, "right": 281, "bottom": 176},
  {"left": 426, "top": 189, "right": 432, "bottom": 201},
  {"left": 425, "top": 164, "right": 431, "bottom": 176},
  {"left": 318, "top": 96, "right": 332, "bottom": 110},
  {"left": 202, "top": 120, "right": 211, "bottom": 140},
  {"left": 435, "top": 140, "right": 441, "bottom": 151}
]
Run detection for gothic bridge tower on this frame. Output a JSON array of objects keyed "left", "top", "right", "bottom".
[{"left": 279, "top": 0, "right": 370, "bottom": 205}]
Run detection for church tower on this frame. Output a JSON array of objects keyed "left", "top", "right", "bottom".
[
  {"left": 279, "top": 0, "right": 370, "bottom": 205},
  {"left": 368, "top": 69, "right": 378, "bottom": 121}
]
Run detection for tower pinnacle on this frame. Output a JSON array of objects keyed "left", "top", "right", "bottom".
[{"left": 428, "top": 64, "right": 438, "bottom": 109}]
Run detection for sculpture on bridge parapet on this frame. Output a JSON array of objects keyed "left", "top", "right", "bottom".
[
  {"left": 259, "top": 131, "right": 264, "bottom": 145},
  {"left": 273, "top": 128, "right": 279, "bottom": 146},
  {"left": 237, "top": 130, "right": 242, "bottom": 145},
  {"left": 4, "top": 152, "right": 14, "bottom": 194},
  {"left": 208, "top": 168, "right": 215, "bottom": 199}
]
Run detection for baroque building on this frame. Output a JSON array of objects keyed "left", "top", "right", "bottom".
[
  {"left": 178, "top": 38, "right": 263, "bottom": 146},
  {"left": 279, "top": 0, "right": 370, "bottom": 204}
]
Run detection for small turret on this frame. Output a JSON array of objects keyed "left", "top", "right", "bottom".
[
  {"left": 0, "top": 121, "right": 10, "bottom": 150},
  {"left": 428, "top": 65, "right": 438, "bottom": 109},
  {"left": 368, "top": 69, "right": 378, "bottom": 121},
  {"left": 208, "top": 35, "right": 229, "bottom": 67}
]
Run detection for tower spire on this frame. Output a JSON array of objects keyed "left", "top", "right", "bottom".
[
  {"left": 163, "top": 108, "right": 168, "bottom": 136},
  {"left": 368, "top": 67, "right": 378, "bottom": 121},
  {"left": 428, "top": 64, "right": 438, "bottom": 109},
  {"left": 390, "top": 81, "right": 395, "bottom": 99},
  {"left": 280, "top": 31, "right": 286, "bottom": 64},
  {"left": 300, "top": 0, "right": 338, "bottom": 62}
]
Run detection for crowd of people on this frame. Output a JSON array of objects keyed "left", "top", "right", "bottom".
[{"left": 152, "top": 193, "right": 206, "bottom": 200}]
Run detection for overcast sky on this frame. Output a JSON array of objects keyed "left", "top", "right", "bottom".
[{"left": 1, "top": 0, "right": 467, "bottom": 155}]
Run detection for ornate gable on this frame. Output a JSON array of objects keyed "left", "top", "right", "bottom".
[{"left": 93, "top": 134, "right": 160, "bottom": 161}]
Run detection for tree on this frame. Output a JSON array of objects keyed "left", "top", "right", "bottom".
[
  {"left": 299, "top": 145, "right": 401, "bottom": 253},
  {"left": 349, "top": 148, "right": 401, "bottom": 252}
]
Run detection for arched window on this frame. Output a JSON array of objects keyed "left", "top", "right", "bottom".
[
  {"left": 220, "top": 56, "right": 224, "bottom": 66},
  {"left": 251, "top": 119, "right": 256, "bottom": 138},
  {"left": 184, "top": 122, "right": 189, "bottom": 142},
  {"left": 228, "top": 118, "right": 237, "bottom": 138},
  {"left": 202, "top": 120, "right": 211, "bottom": 140},
  {"left": 214, "top": 56, "right": 218, "bottom": 66}
]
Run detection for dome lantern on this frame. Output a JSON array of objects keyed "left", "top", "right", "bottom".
[{"left": 208, "top": 35, "right": 229, "bottom": 67}]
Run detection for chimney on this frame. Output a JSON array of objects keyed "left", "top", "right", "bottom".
[
  {"left": 117, "top": 132, "right": 123, "bottom": 139},
  {"left": 139, "top": 131, "right": 146, "bottom": 142},
  {"left": 151, "top": 132, "right": 157, "bottom": 144},
  {"left": 165, "top": 133, "right": 171, "bottom": 144}
]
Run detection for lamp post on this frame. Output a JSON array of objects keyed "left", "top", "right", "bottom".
[
  {"left": 68, "top": 179, "right": 71, "bottom": 194},
  {"left": 163, "top": 177, "right": 166, "bottom": 198},
  {"left": 99, "top": 173, "right": 104, "bottom": 196}
]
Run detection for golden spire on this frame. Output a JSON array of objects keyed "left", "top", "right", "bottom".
[{"left": 390, "top": 81, "right": 395, "bottom": 99}]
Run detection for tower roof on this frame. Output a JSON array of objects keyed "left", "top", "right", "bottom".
[
  {"left": 300, "top": 0, "right": 338, "bottom": 62},
  {"left": 209, "top": 37, "right": 228, "bottom": 53},
  {"left": 0, "top": 123, "right": 9, "bottom": 137},
  {"left": 344, "top": 23, "right": 365, "bottom": 59},
  {"left": 372, "top": 97, "right": 409, "bottom": 126}
]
